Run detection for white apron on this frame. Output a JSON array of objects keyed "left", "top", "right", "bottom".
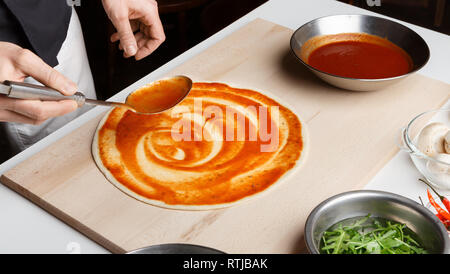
[{"left": 2, "top": 8, "right": 96, "bottom": 153}]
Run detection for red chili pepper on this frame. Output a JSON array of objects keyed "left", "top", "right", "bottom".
[
  {"left": 428, "top": 189, "right": 450, "bottom": 221},
  {"left": 419, "top": 178, "right": 450, "bottom": 212},
  {"left": 436, "top": 214, "right": 450, "bottom": 229}
]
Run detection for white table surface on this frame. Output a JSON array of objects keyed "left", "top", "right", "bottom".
[{"left": 0, "top": 0, "right": 448, "bottom": 254}]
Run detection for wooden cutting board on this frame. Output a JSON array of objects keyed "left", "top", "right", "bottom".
[{"left": 1, "top": 19, "right": 449, "bottom": 254}]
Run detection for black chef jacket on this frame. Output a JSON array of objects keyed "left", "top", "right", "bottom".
[{"left": 0, "top": 0, "right": 71, "bottom": 67}]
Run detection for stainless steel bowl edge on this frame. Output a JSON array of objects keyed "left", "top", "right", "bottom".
[
  {"left": 126, "top": 243, "right": 225, "bottom": 254},
  {"left": 290, "top": 14, "right": 430, "bottom": 91},
  {"left": 305, "top": 190, "right": 450, "bottom": 254}
]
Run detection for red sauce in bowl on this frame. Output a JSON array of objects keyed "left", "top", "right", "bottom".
[{"left": 305, "top": 33, "right": 413, "bottom": 79}]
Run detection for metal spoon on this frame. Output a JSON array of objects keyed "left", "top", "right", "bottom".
[{"left": 0, "top": 75, "right": 193, "bottom": 115}]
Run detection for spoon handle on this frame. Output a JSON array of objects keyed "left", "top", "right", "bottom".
[
  {"left": 1, "top": 80, "right": 86, "bottom": 107},
  {"left": 0, "top": 80, "right": 133, "bottom": 111},
  {"left": 84, "top": 98, "right": 134, "bottom": 111}
]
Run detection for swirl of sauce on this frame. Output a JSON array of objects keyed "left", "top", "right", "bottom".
[{"left": 93, "top": 82, "right": 306, "bottom": 209}]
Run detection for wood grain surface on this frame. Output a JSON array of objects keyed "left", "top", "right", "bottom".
[{"left": 1, "top": 19, "right": 449, "bottom": 253}]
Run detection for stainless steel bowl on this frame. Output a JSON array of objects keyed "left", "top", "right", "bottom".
[
  {"left": 290, "top": 14, "right": 430, "bottom": 91},
  {"left": 126, "top": 243, "right": 225, "bottom": 254},
  {"left": 305, "top": 190, "right": 450, "bottom": 254}
]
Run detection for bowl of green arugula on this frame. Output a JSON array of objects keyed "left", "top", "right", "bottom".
[{"left": 304, "top": 190, "right": 450, "bottom": 254}]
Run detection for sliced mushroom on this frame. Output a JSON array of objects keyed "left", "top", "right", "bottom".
[
  {"left": 445, "top": 131, "right": 450, "bottom": 154},
  {"left": 416, "top": 122, "right": 449, "bottom": 156}
]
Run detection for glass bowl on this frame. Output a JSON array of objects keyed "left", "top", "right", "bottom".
[{"left": 400, "top": 109, "right": 450, "bottom": 190}]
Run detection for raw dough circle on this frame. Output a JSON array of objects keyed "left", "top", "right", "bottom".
[{"left": 92, "top": 82, "right": 308, "bottom": 210}]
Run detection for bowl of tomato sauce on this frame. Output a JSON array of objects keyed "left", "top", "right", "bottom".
[{"left": 290, "top": 15, "right": 429, "bottom": 91}]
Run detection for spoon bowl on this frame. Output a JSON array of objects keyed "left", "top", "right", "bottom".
[
  {"left": 124, "top": 75, "right": 192, "bottom": 115},
  {"left": 84, "top": 75, "right": 192, "bottom": 115}
]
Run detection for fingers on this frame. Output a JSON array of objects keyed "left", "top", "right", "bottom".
[
  {"left": 110, "top": 20, "right": 140, "bottom": 43},
  {"left": 0, "top": 42, "right": 78, "bottom": 125},
  {"left": 108, "top": 2, "right": 165, "bottom": 60},
  {"left": 0, "top": 109, "right": 46, "bottom": 125},
  {"left": 14, "top": 49, "right": 77, "bottom": 95},
  {"left": 135, "top": 36, "right": 163, "bottom": 60},
  {"left": 110, "top": 14, "right": 138, "bottom": 56},
  {"left": 114, "top": 26, "right": 165, "bottom": 60},
  {"left": 118, "top": 32, "right": 144, "bottom": 58},
  {"left": 0, "top": 95, "right": 77, "bottom": 124},
  {"left": 135, "top": 7, "right": 165, "bottom": 60},
  {"left": 12, "top": 100, "right": 78, "bottom": 121}
]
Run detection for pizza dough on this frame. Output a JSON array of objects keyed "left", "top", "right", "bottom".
[{"left": 92, "top": 82, "right": 308, "bottom": 210}]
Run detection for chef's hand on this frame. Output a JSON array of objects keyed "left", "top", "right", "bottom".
[
  {"left": 0, "top": 42, "right": 78, "bottom": 125},
  {"left": 102, "top": 0, "right": 165, "bottom": 60}
]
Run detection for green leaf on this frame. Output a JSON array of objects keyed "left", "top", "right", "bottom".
[{"left": 319, "top": 215, "right": 427, "bottom": 254}]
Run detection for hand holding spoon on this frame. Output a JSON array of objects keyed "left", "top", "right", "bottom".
[{"left": 0, "top": 75, "right": 192, "bottom": 115}]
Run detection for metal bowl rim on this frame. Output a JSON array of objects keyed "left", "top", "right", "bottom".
[
  {"left": 290, "top": 14, "right": 430, "bottom": 82},
  {"left": 126, "top": 243, "right": 226, "bottom": 254},
  {"left": 304, "top": 190, "right": 450, "bottom": 254}
]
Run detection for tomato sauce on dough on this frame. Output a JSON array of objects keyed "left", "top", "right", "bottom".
[
  {"left": 306, "top": 33, "right": 413, "bottom": 79},
  {"left": 95, "top": 83, "right": 305, "bottom": 208}
]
